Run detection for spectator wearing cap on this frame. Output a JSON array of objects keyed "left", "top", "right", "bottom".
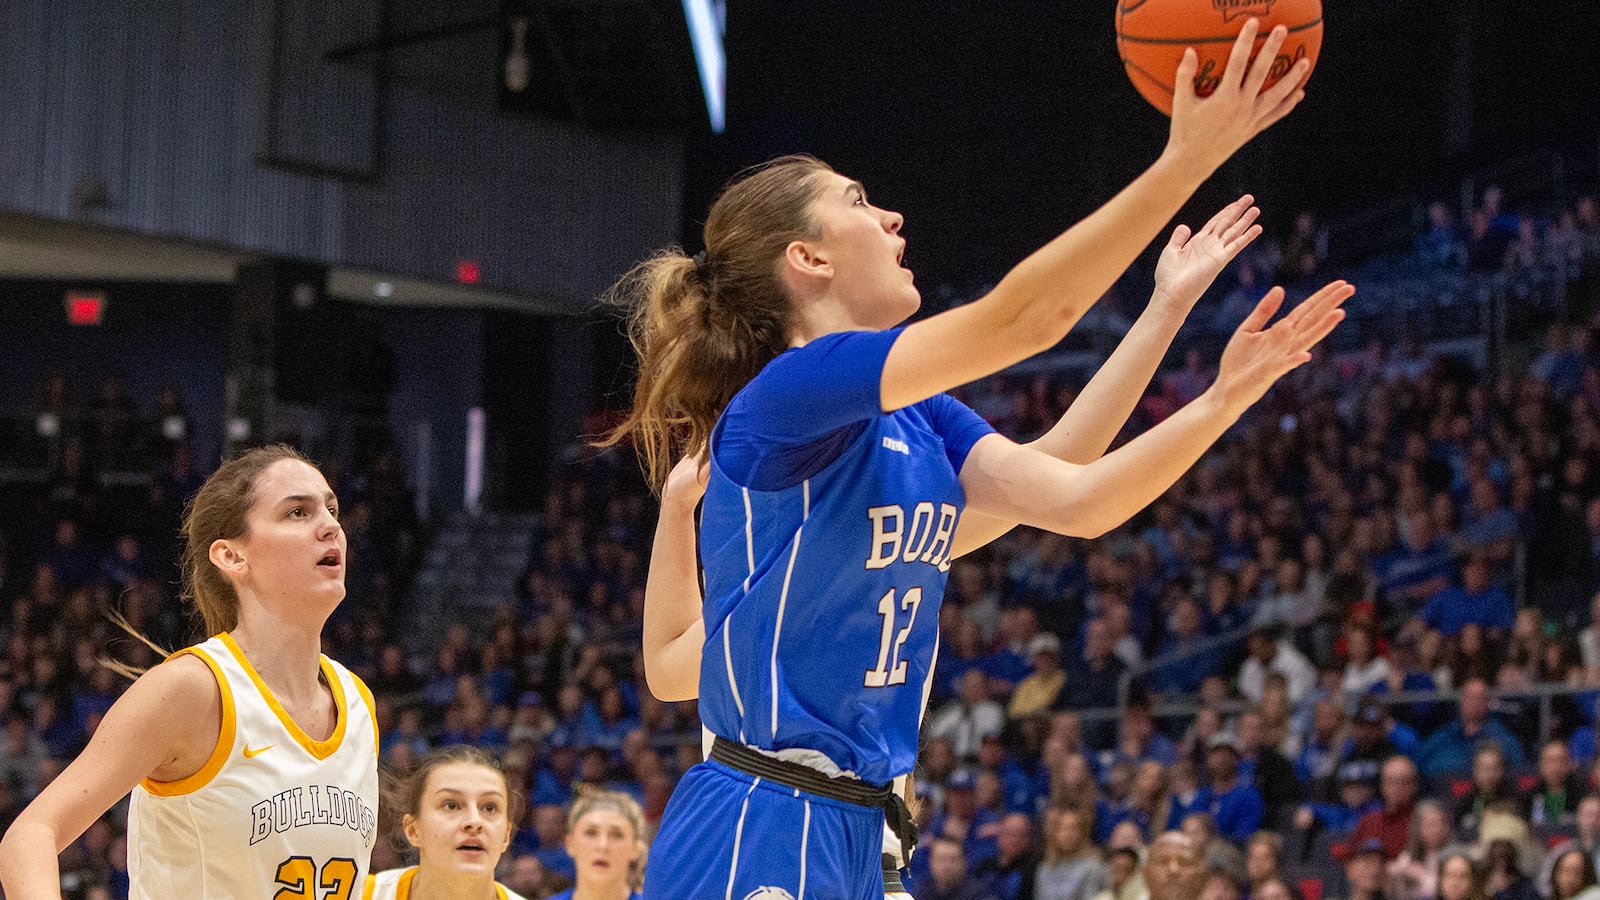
[
  {"left": 1419, "top": 678, "right": 1529, "bottom": 777},
  {"left": 1418, "top": 554, "right": 1516, "bottom": 639},
  {"left": 1197, "top": 732, "right": 1265, "bottom": 843},
  {"left": 1531, "top": 740, "right": 1589, "bottom": 830},
  {"left": 1011, "top": 633, "right": 1067, "bottom": 719},
  {"left": 1340, "top": 698, "right": 1422, "bottom": 773},
  {"left": 1237, "top": 626, "right": 1317, "bottom": 706},
  {"left": 1453, "top": 743, "right": 1528, "bottom": 836},
  {"left": 1330, "top": 838, "right": 1392, "bottom": 900},
  {"left": 1340, "top": 756, "right": 1420, "bottom": 862},
  {"left": 1295, "top": 759, "right": 1383, "bottom": 835},
  {"left": 929, "top": 669, "right": 1007, "bottom": 761},
  {"left": 932, "top": 767, "right": 1004, "bottom": 872}
]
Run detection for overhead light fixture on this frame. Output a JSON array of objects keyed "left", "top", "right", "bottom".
[
  {"left": 504, "top": 17, "right": 530, "bottom": 92},
  {"left": 374, "top": 281, "right": 394, "bottom": 298}
]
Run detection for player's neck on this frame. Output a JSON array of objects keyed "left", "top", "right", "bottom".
[
  {"left": 229, "top": 612, "right": 326, "bottom": 708},
  {"left": 408, "top": 869, "right": 498, "bottom": 900}
]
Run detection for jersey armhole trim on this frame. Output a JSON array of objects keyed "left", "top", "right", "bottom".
[
  {"left": 350, "top": 671, "right": 380, "bottom": 761},
  {"left": 139, "top": 647, "right": 236, "bottom": 797}
]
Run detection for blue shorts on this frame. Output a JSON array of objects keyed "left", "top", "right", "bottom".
[{"left": 642, "top": 760, "right": 886, "bottom": 900}]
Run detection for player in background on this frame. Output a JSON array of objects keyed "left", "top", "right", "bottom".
[
  {"left": 544, "top": 789, "right": 647, "bottom": 900},
  {"left": 640, "top": 193, "right": 1275, "bottom": 895},
  {"left": 0, "top": 444, "right": 381, "bottom": 900},
  {"left": 603, "top": 20, "right": 1340, "bottom": 899},
  {"left": 364, "top": 745, "right": 527, "bottom": 900}
]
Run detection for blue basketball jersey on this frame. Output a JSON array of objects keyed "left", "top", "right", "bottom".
[{"left": 697, "top": 329, "right": 993, "bottom": 786}]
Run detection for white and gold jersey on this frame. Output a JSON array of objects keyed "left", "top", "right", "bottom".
[
  {"left": 127, "top": 633, "right": 380, "bottom": 900},
  {"left": 362, "top": 866, "right": 528, "bottom": 900}
]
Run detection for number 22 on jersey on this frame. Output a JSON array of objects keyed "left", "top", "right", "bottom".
[{"left": 273, "top": 856, "right": 357, "bottom": 900}]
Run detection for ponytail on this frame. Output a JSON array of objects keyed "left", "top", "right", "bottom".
[{"left": 596, "top": 155, "right": 836, "bottom": 490}]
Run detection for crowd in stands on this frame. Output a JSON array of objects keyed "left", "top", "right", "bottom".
[{"left": 0, "top": 185, "right": 1598, "bottom": 900}]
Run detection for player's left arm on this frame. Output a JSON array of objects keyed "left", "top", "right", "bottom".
[
  {"left": 641, "top": 454, "right": 709, "bottom": 702},
  {"left": 950, "top": 195, "right": 1262, "bottom": 559},
  {"left": 958, "top": 280, "right": 1349, "bottom": 540}
]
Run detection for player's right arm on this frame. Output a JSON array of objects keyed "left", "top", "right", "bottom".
[
  {"left": 642, "top": 455, "right": 709, "bottom": 702},
  {"left": 881, "top": 19, "right": 1309, "bottom": 413},
  {"left": 0, "top": 654, "right": 222, "bottom": 899}
]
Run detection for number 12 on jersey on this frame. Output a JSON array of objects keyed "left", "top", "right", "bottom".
[{"left": 864, "top": 587, "right": 924, "bottom": 688}]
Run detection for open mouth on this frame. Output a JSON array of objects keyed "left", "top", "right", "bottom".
[
  {"left": 317, "top": 549, "right": 342, "bottom": 567},
  {"left": 457, "top": 841, "right": 486, "bottom": 853}
]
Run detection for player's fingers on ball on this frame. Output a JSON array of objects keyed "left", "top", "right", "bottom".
[
  {"left": 1174, "top": 48, "right": 1200, "bottom": 101},
  {"left": 1244, "top": 25, "right": 1290, "bottom": 95},
  {"left": 1260, "top": 59, "right": 1312, "bottom": 113},
  {"left": 1222, "top": 18, "right": 1260, "bottom": 88}
]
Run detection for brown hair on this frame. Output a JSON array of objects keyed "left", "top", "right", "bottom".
[
  {"left": 396, "top": 745, "right": 516, "bottom": 821},
  {"left": 596, "top": 154, "right": 836, "bottom": 490},
  {"left": 179, "top": 443, "right": 311, "bottom": 635}
]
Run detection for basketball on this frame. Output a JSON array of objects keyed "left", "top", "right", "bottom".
[{"left": 1115, "top": 0, "right": 1323, "bottom": 116}]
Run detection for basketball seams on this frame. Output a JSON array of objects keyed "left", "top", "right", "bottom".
[{"left": 1118, "top": 17, "right": 1322, "bottom": 44}]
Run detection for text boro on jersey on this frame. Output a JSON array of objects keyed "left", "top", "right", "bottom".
[
  {"left": 865, "top": 501, "right": 959, "bottom": 573},
  {"left": 249, "top": 783, "right": 377, "bottom": 848}
]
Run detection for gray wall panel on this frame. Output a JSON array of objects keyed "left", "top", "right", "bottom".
[{"left": 0, "top": 0, "right": 683, "bottom": 310}]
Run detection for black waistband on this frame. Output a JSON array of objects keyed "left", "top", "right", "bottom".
[
  {"left": 709, "top": 737, "right": 919, "bottom": 866},
  {"left": 882, "top": 855, "right": 905, "bottom": 892},
  {"left": 709, "top": 736, "right": 891, "bottom": 805}
]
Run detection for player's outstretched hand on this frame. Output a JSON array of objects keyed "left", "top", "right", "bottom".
[
  {"left": 1152, "top": 194, "right": 1263, "bottom": 313},
  {"left": 1212, "top": 279, "right": 1353, "bottom": 414},
  {"left": 662, "top": 452, "right": 709, "bottom": 512},
  {"left": 1166, "top": 18, "right": 1311, "bottom": 173}
]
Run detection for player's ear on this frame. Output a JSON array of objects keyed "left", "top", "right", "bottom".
[{"left": 402, "top": 813, "right": 422, "bottom": 849}]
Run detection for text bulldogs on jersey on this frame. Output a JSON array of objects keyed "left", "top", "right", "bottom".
[
  {"left": 865, "top": 502, "right": 959, "bottom": 573},
  {"left": 249, "top": 783, "right": 377, "bottom": 848}
]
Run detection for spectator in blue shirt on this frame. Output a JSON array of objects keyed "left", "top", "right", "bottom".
[
  {"left": 1148, "top": 598, "right": 1222, "bottom": 695},
  {"left": 1373, "top": 509, "right": 1457, "bottom": 613},
  {"left": 1419, "top": 554, "right": 1516, "bottom": 637},
  {"left": 1198, "top": 732, "right": 1266, "bottom": 842},
  {"left": 1418, "top": 678, "right": 1529, "bottom": 777}
]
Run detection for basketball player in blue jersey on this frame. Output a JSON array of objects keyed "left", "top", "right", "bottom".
[
  {"left": 639, "top": 192, "right": 1278, "bottom": 896},
  {"left": 601, "top": 20, "right": 1340, "bottom": 899}
]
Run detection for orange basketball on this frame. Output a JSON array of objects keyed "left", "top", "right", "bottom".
[{"left": 1115, "top": 0, "right": 1323, "bottom": 116}]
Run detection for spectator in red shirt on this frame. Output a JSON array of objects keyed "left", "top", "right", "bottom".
[{"left": 1337, "top": 755, "right": 1419, "bottom": 862}]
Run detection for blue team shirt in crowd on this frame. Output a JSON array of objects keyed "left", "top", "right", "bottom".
[{"left": 698, "top": 328, "right": 995, "bottom": 785}]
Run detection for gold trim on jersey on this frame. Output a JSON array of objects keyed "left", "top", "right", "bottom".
[
  {"left": 362, "top": 867, "right": 514, "bottom": 900},
  {"left": 139, "top": 647, "right": 237, "bottom": 797},
  {"left": 219, "top": 631, "right": 349, "bottom": 760},
  {"left": 351, "top": 672, "right": 380, "bottom": 762}
]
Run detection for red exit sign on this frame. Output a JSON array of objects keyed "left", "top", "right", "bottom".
[{"left": 65, "top": 291, "right": 106, "bottom": 326}]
